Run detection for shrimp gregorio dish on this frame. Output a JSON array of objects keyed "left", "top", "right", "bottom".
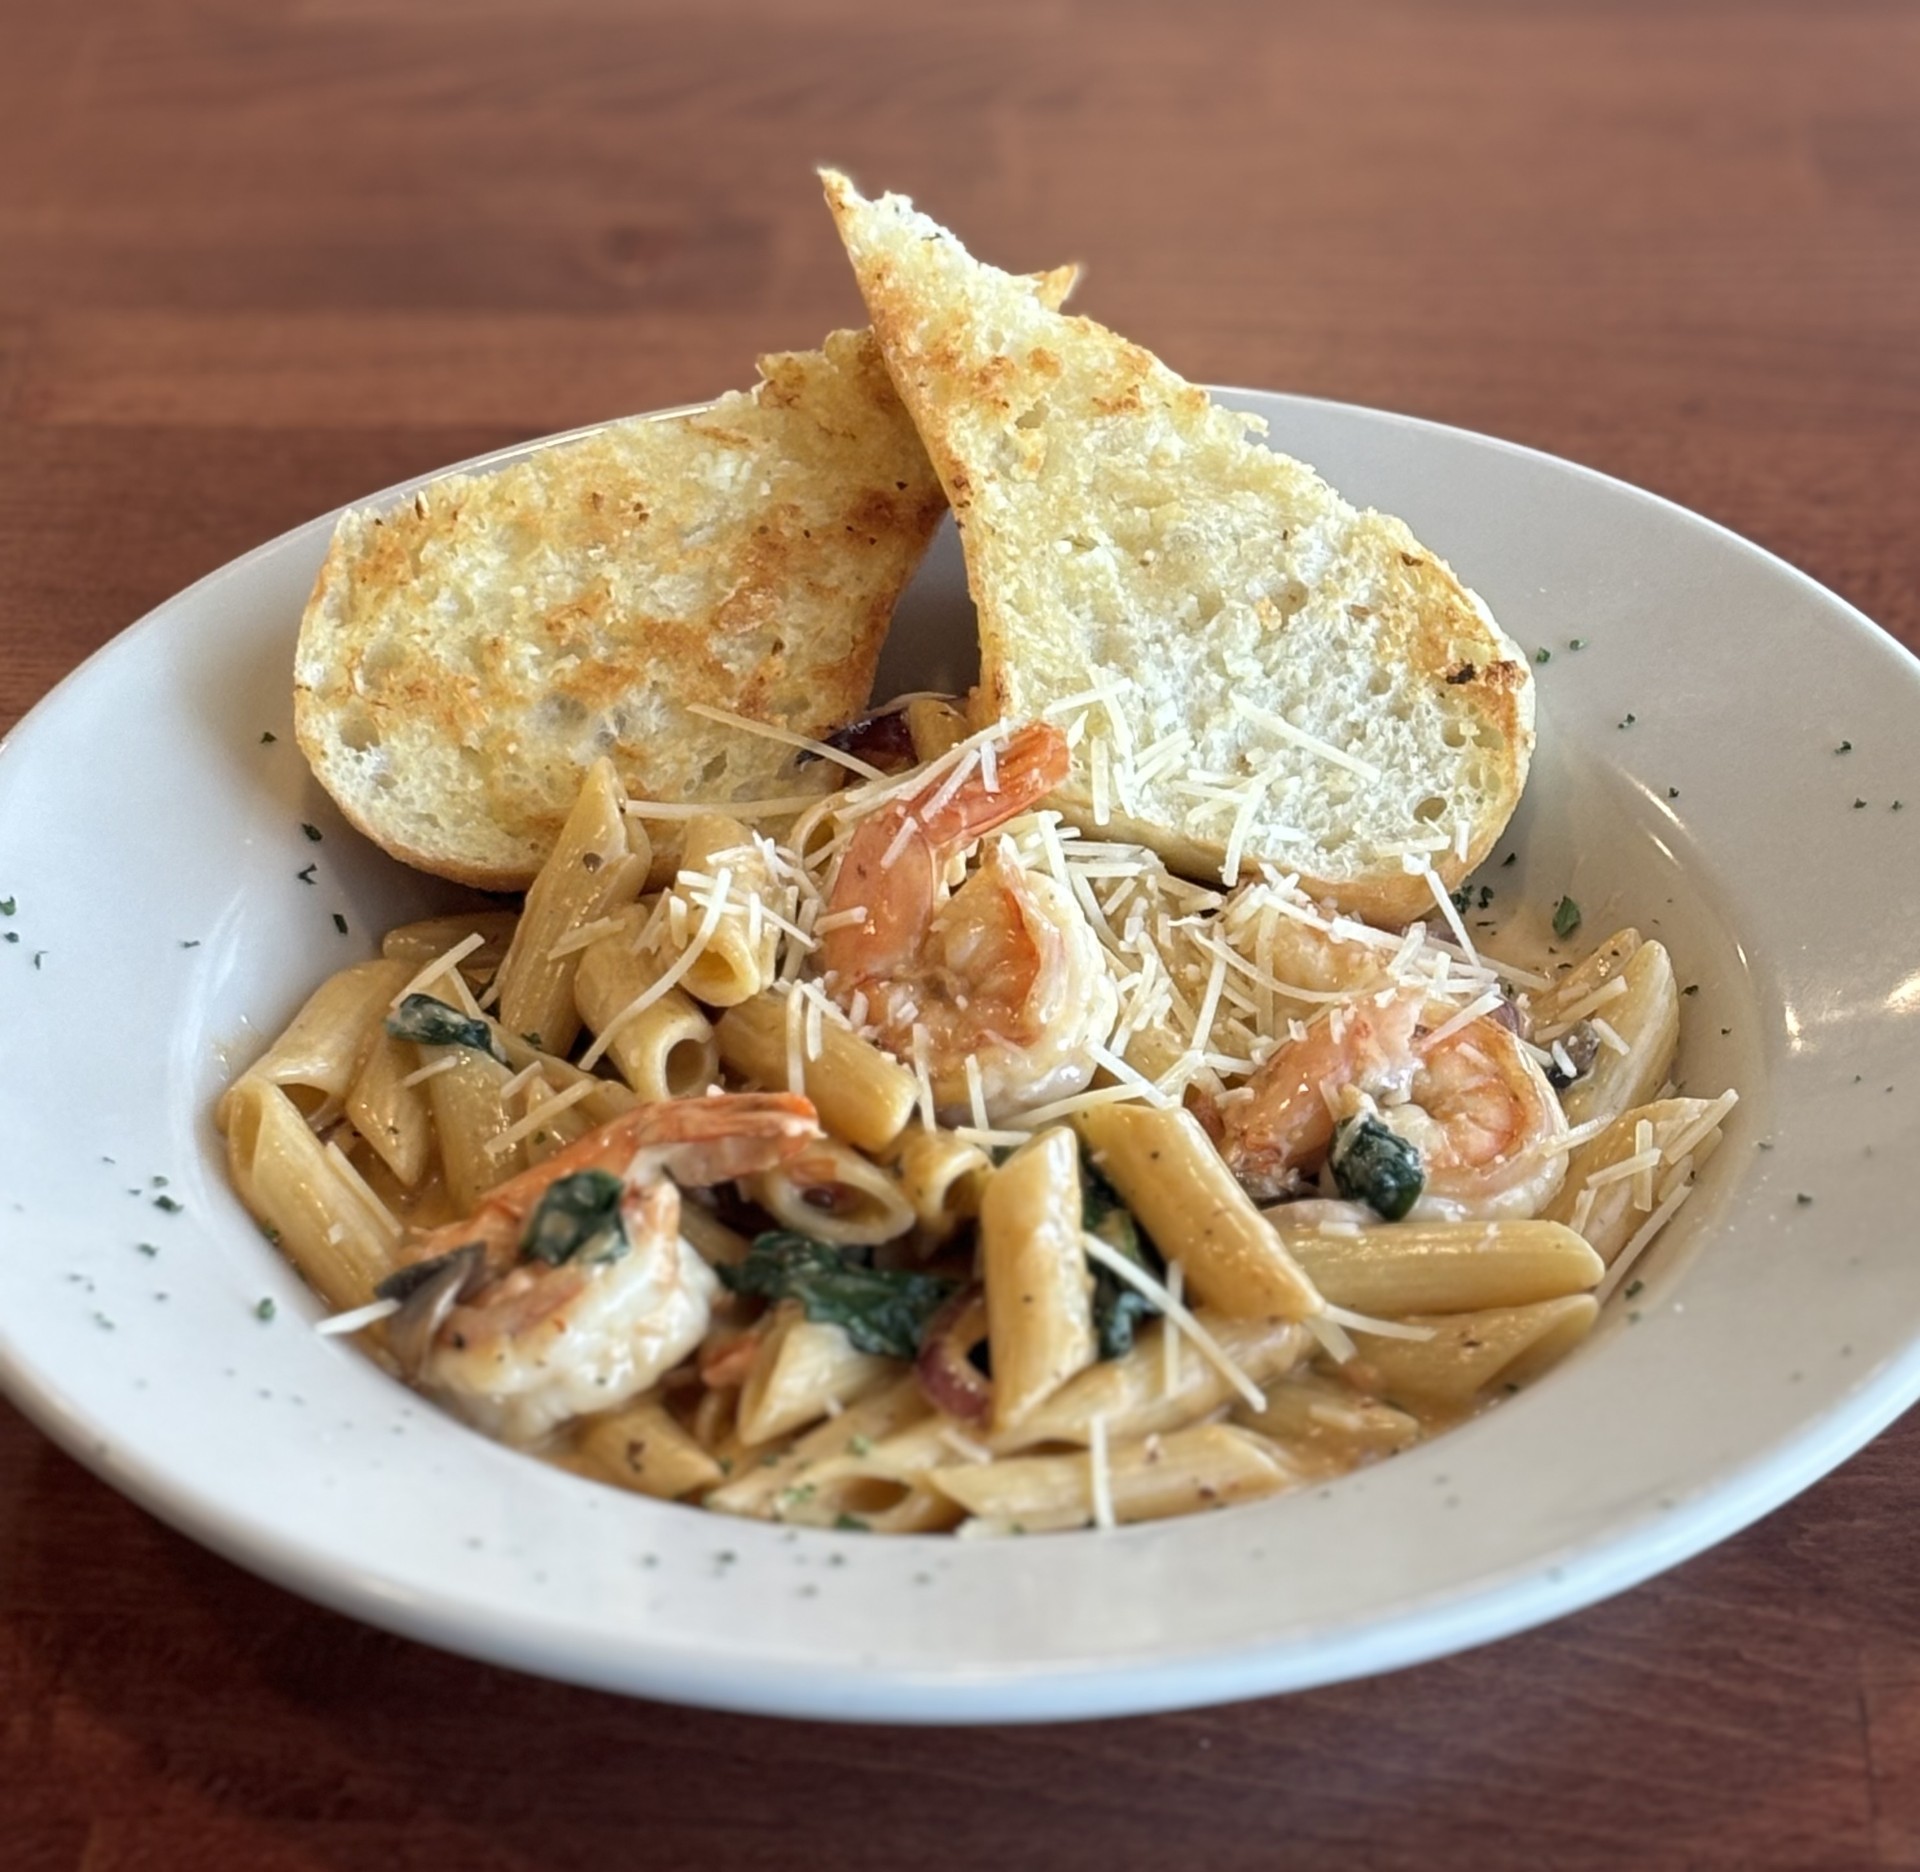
[
  {"left": 225, "top": 173, "right": 1735, "bottom": 1533},
  {"left": 221, "top": 705, "right": 1734, "bottom": 1534}
]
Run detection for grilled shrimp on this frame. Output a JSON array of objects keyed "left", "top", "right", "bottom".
[
  {"left": 818, "top": 721, "right": 1117, "bottom": 1122},
  {"left": 1218, "top": 988, "right": 1566, "bottom": 1219},
  {"left": 390, "top": 1093, "right": 818, "bottom": 1444}
]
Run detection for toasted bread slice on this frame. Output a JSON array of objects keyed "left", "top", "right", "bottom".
[
  {"left": 294, "top": 328, "right": 947, "bottom": 889},
  {"left": 823, "top": 172, "right": 1534, "bottom": 924}
]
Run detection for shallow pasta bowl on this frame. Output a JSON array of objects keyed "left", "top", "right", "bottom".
[{"left": 1, "top": 390, "right": 1917, "bottom": 1723}]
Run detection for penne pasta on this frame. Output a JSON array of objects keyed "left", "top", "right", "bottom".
[
  {"left": 893, "top": 1127, "right": 994, "bottom": 1245},
  {"left": 742, "top": 1137, "right": 916, "bottom": 1247},
  {"left": 706, "top": 1376, "right": 932, "bottom": 1520},
  {"left": 573, "top": 1397, "right": 724, "bottom": 1500},
  {"left": 1351, "top": 1296, "right": 1600, "bottom": 1406},
  {"left": 1270, "top": 1217, "right": 1604, "bottom": 1314},
  {"left": 980, "top": 1128, "right": 1098, "bottom": 1433},
  {"left": 1558, "top": 939, "right": 1680, "bottom": 1131},
  {"left": 216, "top": 958, "right": 412, "bottom": 1130},
  {"left": 735, "top": 1303, "right": 900, "bottom": 1445},
  {"left": 224, "top": 1078, "right": 397, "bottom": 1309},
  {"left": 1233, "top": 1372, "right": 1422, "bottom": 1470},
  {"left": 574, "top": 906, "right": 719, "bottom": 1100},
  {"left": 1543, "top": 1095, "right": 1730, "bottom": 1266},
  {"left": 998, "top": 1313, "right": 1309, "bottom": 1450},
  {"left": 715, "top": 990, "right": 916, "bottom": 1152},
  {"left": 418, "top": 1044, "right": 523, "bottom": 1212},
  {"left": 494, "top": 757, "right": 651, "bottom": 1056},
  {"left": 1074, "top": 1104, "right": 1321, "bottom": 1320},
  {"left": 381, "top": 911, "right": 520, "bottom": 981},
  {"left": 667, "top": 814, "right": 780, "bottom": 1008},
  {"left": 934, "top": 1423, "right": 1298, "bottom": 1529},
  {"left": 344, "top": 1028, "right": 433, "bottom": 1187}
]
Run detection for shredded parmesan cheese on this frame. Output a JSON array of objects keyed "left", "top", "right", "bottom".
[
  {"left": 1590, "top": 1016, "right": 1630, "bottom": 1057},
  {"left": 1417, "top": 988, "right": 1507, "bottom": 1053},
  {"left": 964, "top": 1054, "right": 990, "bottom": 1134},
  {"left": 682, "top": 701, "right": 886, "bottom": 780},
  {"left": 625, "top": 793, "right": 828, "bottom": 821},
  {"left": 1664, "top": 1089, "right": 1738, "bottom": 1165},
  {"left": 399, "top": 1055, "right": 460, "bottom": 1089},
  {"left": 314, "top": 1297, "right": 401, "bottom": 1338},
  {"left": 1319, "top": 1301, "right": 1435, "bottom": 1343},
  {"left": 543, "top": 915, "right": 625, "bottom": 962},
  {"left": 1088, "top": 1413, "right": 1117, "bottom": 1532},
  {"left": 485, "top": 1078, "right": 598, "bottom": 1156}
]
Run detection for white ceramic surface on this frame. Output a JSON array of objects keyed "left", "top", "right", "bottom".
[{"left": 2, "top": 393, "right": 1916, "bottom": 1724}]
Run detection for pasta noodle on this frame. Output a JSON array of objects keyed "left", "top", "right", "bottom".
[{"left": 493, "top": 757, "right": 651, "bottom": 1056}]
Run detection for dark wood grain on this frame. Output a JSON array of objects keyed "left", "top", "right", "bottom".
[{"left": 5, "top": 3, "right": 1919, "bottom": 1865}]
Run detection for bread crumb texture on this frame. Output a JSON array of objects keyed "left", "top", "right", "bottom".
[
  {"left": 824, "top": 171, "right": 1533, "bottom": 924},
  {"left": 294, "top": 328, "right": 946, "bottom": 888}
]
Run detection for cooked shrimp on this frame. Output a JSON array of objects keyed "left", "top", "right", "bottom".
[
  {"left": 1219, "top": 888, "right": 1398, "bottom": 1015},
  {"left": 1218, "top": 989, "right": 1566, "bottom": 1219},
  {"left": 819, "top": 721, "right": 1118, "bottom": 1121},
  {"left": 394, "top": 1092, "right": 819, "bottom": 1444}
]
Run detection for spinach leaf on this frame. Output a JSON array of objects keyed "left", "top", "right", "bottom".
[
  {"left": 717, "top": 1232, "right": 954, "bottom": 1359},
  {"left": 1330, "top": 1114, "right": 1425, "bottom": 1221},
  {"left": 1081, "top": 1149, "right": 1165, "bottom": 1359},
  {"left": 523, "top": 1169, "right": 627, "bottom": 1266},
  {"left": 385, "top": 992, "right": 505, "bottom": 1061}
]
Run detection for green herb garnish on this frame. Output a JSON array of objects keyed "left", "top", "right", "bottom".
[
  {"left": 1329, "top": 1114, "right": 1424, "bottom": 1221},
  {"left": 522, "top": 1170, "right": 627, "bottom": 1266},
  {"left": 1534, "top": 647, "right": 1551, "bottom": 664},
  {"left": 332, "top": 913, "right": 349, "bottom": 934},
  {"left": 718, "top": 1232, "right": 954, "bottom": 1360},
  {"left": 302, "top": 823, "right": 323, "bottom": 842},
  {"left": 1081, "top": 1148, "right": 1164, "bottom": 1358},
  {"left": 256, "top": 1298, "right": 277, "bottom": 1322},
  {"left": 384, "top": 993, "right": 505, "bottom": 1060},
  {"left": 153, "top": 1194, "right": 183, "bottom": 1214},
  {"left": 260, "top": 730, "right": 277, "bottom": 744},
  {"left": 1552, "top": 896, "right": 1582, "bottom": 940}
]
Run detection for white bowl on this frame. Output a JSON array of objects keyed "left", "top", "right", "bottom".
[{"left": 2, "top": 391, "right": 1916, "bottom": 1723}]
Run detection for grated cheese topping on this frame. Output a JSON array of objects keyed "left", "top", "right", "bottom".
[
  {"left": 1088, "top": 1413, "right": 1117, "bottom": 1532},
  {"left": 485, "top": 1077, "right": 598, "bottom": 1157},
  {"left": 682, "top": 700, "right": 887, "bottom": 781},
  {"left": 315, "top": 1297, "right": 402, "bottom": 1338}
]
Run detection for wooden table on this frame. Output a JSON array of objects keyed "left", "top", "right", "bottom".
[{"left": 5, "top": 4, "right": 1918, "bottom": 1864}]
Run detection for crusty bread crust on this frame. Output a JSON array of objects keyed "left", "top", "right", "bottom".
[
  {"left": 823, "top": 172, "right": 1534, "bottom": 924},
  {"left": 294, "top": 328, "right": 946, "bottom": 889}
]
